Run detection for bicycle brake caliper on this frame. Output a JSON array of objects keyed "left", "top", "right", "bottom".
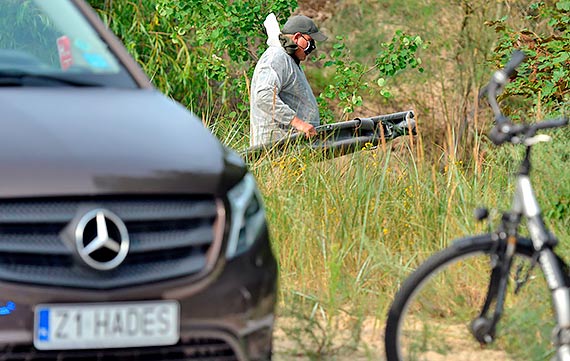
[{"left": 514, "top": 252, "right": 539, "bottom": 294}]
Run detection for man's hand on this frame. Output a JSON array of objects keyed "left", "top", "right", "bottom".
[{"left": 291, "top": 116, "right": 317, "bottom": 138}]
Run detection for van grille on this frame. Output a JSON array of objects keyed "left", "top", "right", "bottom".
[
  {"left": 1, "top": 338, "right": 239, "bottom": 361},
  {"left": 0, "top": 197, "right": 220, "bottom": 289}
]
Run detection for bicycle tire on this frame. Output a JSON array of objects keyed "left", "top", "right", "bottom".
[{"left": 385, "top": 234, "right": 555, "bottom": 361}]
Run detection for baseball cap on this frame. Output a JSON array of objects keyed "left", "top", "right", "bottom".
[{"left": 281, "top": 15, "right": 328, "bottom": 42}]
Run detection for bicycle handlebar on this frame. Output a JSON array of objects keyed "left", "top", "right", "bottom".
[
  {"left": 501, "top": 50, "right": 526, "bottom": 80},
  {"left": 486, "top": 50, "right": 525, "bottom": 122},
  {"left": 484, "top": 50, "right": 568, "bottom": 145},
  {"left": 489, "top": 117, "right": 569, "bottom": 145}
]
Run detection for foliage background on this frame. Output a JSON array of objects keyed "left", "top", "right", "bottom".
[{"left": 87, "top": 0, "right": 569, "bottom": 359}]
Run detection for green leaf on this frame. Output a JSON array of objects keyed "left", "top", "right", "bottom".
[{"left": 557, "top": 1, "right": 570, "bottom": 11}]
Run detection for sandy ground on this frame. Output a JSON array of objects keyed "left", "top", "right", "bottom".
[
  {"left": 273, "top": 316, "right": 384, "bottom": 360},
  {"left": 272, "top": 316, "right": 511, "bottom": 360}
]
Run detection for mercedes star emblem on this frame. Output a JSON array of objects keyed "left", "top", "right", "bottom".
[{"left": 75, "top": 209, "right": 130, "bottom": 271}]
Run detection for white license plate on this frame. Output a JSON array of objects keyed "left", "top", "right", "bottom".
[{"left": 33, "top": 300, "right": 179, "bottom": 350}]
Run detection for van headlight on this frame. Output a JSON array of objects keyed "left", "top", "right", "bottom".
[{"left": 226, "top": 173, "right": 266, "bottom": 258}]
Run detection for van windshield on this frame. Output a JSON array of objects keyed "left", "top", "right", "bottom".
[{"left": 0, "top": 0, "right": 137, "bottom": 87}]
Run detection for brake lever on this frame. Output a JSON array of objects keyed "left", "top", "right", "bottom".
[{"left": 523, "top": 134, "right": 552, "bottom": 146}]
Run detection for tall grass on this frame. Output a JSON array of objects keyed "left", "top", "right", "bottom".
[{"left": 239, "top": 119, "right": 570, "bottom": 359}]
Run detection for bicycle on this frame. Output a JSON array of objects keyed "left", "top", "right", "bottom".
[{"left": 384, "top": 50, "right": 569, "bottom": 360}]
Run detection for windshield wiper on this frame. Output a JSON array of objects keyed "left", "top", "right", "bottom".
[{"left": 0, "top": 70, "right": 102, "bottom": 87}]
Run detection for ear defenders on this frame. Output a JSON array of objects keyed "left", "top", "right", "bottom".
[
  {"left": 279, "top": 33, "right": 316, "bottom": 57},
  {"left": 279, "top": 34, "right": 299, "bottom": 56}
]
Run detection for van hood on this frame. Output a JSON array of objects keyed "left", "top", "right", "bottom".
[{"left": 0, "top": 88, "right": 246, "bottom": 198}]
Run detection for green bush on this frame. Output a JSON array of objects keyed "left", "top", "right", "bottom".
[
  {"left": 88, "top": 0, "right": 297, "bottom": 114},
  {"left": 488, "top": 0, "right": 570, "bottom": 117}
]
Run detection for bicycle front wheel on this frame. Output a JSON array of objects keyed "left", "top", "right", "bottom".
[{"left": 385, "top": 234, "right": 555, "bottom": 361}]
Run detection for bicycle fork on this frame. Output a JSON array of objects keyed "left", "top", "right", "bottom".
[
  {"left": 468, "top": 232, "right": 570, "bottom": 360},
  {"left": 469, "top": 230, "right": 517, "bottom": 345},
  {"left": 538, "top": 248, "right": 570, "bottom": 361}
]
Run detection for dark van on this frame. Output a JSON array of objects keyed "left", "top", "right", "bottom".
[{"left": 0, "top": 1, "right": 277, "bottom": 360}]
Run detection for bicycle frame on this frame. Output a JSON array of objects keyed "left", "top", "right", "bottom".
[
  {"left": 515, "top": 162, "right": 570, "bottom": 360},
  {"left": 478, "top": 141, "right": 570, "bottom": 360},
  {"left": 519, "top": 148, "right": 570, "bottom": 354}
]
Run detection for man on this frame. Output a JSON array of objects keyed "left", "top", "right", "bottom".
[{"left": 249, "top": 15, "right": 327, "bottom": 147}]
